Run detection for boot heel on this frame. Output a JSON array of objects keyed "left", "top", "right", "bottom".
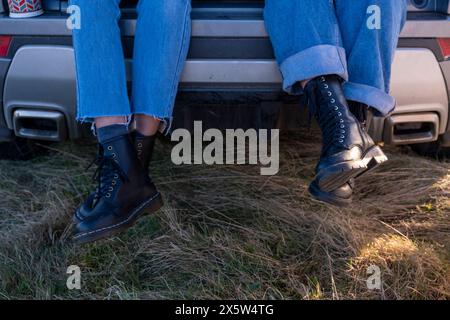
[
  {"left": 363, "top": 145, "right": 388, "bottom": 172},
  {"left": 141, "top": 192, "right": 164, "bottom": 215}
]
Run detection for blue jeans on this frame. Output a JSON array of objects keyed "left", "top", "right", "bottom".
[
  {"left": 70, "top": 0, "right": 192, "bottom": 131},
  {"left": 264, "top": 0, "right": 408, "bottom": 115}
]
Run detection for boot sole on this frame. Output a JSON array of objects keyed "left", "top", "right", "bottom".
[
  {"left": 72, "top": 192, "right": 164, "bottom": 245},
  {"left": 316, "top": 160, "right": 367, "bottom": 193},
  {"left": 308, "top": 181, "right": 352, "bottom": 207}
]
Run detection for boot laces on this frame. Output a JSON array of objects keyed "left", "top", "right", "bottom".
[
  {"left": 302, "top": 77, "right": 347, "bottom": 153},
  {"left": 87, "top": 151, "right": 129, "bottom": 203}
]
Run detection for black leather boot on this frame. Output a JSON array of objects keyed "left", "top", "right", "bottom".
[
  {"left": 309, "top": 179, "right": 354, "bottom": 207},
  {"left": 304, "top": 75, "right": 375, "bottom": 192},
  {"left": 307, "top": 103, "right": 388, "bottom": 207},
  {"left": 72, "top": 133, "right": 163, "bottom": 244},
  {"left": 73, "top": 132, "right": 159, "bottom": 224},
  {"left": 348, "top": 101, "right": 388, "bottom": 175}
]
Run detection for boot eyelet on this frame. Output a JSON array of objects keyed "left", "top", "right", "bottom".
[
  {"left": 109, "top": 187, "right": 114, "bottom": 192},
  {"left": 138, "top": 143, "right": 143, "bottom": 148},
  {"left": 339, "top": 139, "right": 344, "bottom": 143},
  {"left": 320, "top": 77, "right": 326, "bottom": 82},
  {"left": 340, "top": 124, "right": 345, "bottom": 129},
  {"left": 112, "top": 180, "right": 116, "bottom": 185},
  {"left": 106, "top": 193, "right": 111, "bottom": 198},
  {"left": 330, "top": 99, "right": 335, "bottom": 103},
  {"left": 114, "top": 174, "right": 119, "bottom": 179},
  {"left": 334, "top": 106, "right": 339, "bottom": 111},
  {"left": 338, "top": 112, "right": 342, "bottom": 116},
  {"left": 327, "top": 91, "right": 332, "bottom": 96},
  {"left": 107, "top": 146, "right": 113, "bottom": 151},
  {"left": 340, "top": 119, "right": 344, "bottom": 123},
  {"left": 112, "top": 153, "right": 116, "bottom": 158},
  {"left": 340, "top": 135, "right": 345, "bottom": 139},
  {"left": 323, "top": 84, "right": 329, "bottom": 89}
]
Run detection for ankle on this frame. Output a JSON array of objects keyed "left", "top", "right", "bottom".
[
  {"left": 134, "top": 114, "right": 160, "bottom": 136},
  {"left": 300, "top": 78, "right": 312, "bottom": 89}
]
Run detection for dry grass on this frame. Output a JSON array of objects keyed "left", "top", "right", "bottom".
[{"left": 0, "top": 130, "right": 448, "bottom": 300}]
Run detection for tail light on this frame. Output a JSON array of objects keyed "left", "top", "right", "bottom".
[
  {"left": 0, "top": 36, "right": 12, "bottom": 57},
  {"left": 437, "top": 38, "right": 450, "bottom": 60}
]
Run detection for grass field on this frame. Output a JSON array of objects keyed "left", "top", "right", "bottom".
[{"left": 0, "top": 131, "right": 449, "bottom": 300}]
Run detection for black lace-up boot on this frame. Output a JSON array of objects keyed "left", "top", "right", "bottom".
[
  {"left": 304, "top": 75, "right": 373, "bottom": 192},
  {"left": 348, "top": 101, "right": 388, "bottom": 174},
  {"left": 73, "top": 132, "right": 159, "bottom": 224},
  {"left": 73, "top": 133, "right": 163, "bottom": 244}
]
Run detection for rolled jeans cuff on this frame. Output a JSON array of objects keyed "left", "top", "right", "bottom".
[
  {"left": 280, "top": 44, "right": 349, "bottom": 95},
  {"left": 343, "top": 82, "right": 396, "bottom": 116}
]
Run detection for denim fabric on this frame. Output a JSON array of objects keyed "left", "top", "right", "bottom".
[
  {"left": 70, "top": 0, "right": 192, "bottom": 131},
  {"left": 264, "top": 0, "right": 408, "bottom": 115}
]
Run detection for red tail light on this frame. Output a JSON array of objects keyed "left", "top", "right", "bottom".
[
  {"left": 0, "top": 36, "right": 12, "bottom": 57},
  {"left": 437, "top": 38, "right": 450, "bottom": 60}
]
